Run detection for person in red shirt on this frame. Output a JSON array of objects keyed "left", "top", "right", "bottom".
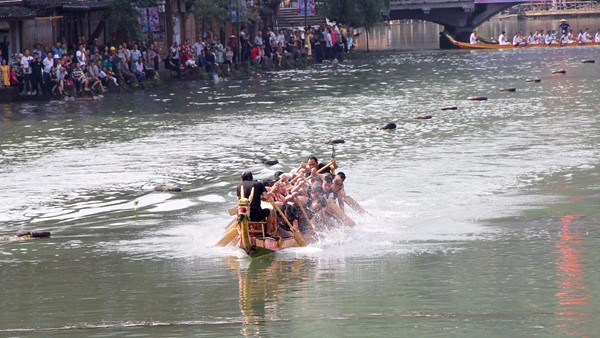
[
  {"left": 250, "top": 46, "right": 260, "bottom": 64},
  {"left": 9, "top": 66, "right": 18, "bottom": 86}
]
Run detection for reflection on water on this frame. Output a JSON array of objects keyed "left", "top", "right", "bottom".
[
  {"left": 354, "top": 21, "right": 441, "bottom": 50},
  {"left": 226, "top": 257, "right": 313, "bottom": 337},
  {"left": 555, "top": 214, "right": 590, "bottom": 336}
]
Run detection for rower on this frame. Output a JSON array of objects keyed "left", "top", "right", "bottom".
[
  {"left": 236, "top": 171, "right": 276, "bottom": 235},
  {"left": 333, "top": 172, "right": 347, "bottom": 211},
  {"left": 306, "top": 155, "right": 337, "bottom": 176},
  {"left": 498, "top": 31, "right": 510, "bottom": 45},
  {"left": 469, "top": 29, "right": 480, "bottom": 45},
  {"left": 595, "top": 29, "right": 600, "bottom": 43},
  {"left": 512, "top": 32, "right": 524, "bottom": 47}
]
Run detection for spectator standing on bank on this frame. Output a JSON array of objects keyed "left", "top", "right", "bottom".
[
  {"left": 20, "top": 50, "right": 33, "bottom": 94},
  {"left": 42, "top": 52, "right": 53, "bottom": 95}
]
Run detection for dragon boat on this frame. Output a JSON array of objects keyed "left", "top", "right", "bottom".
[
  {"left": 442, "top": 31, "right": 600, "bottom": 49},
  {"left": 216, "top": 192, "right": 362, "bottom": 259}
]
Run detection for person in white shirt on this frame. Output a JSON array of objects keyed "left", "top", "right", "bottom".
[
  {"left": 75, "top": 45, "right": 86, "bottom": 66},
  {"left": 498, "top": 31, "right": 510, "bottom": 45},
  {"left": 577, "top": 29, "right": 587, "bottom": 43},
  {"left": 527, "top": 31, "right": 536, "bottom": 44},
  {"left": 42, "top": 52, "right": 54, "bottom": 94},
  {"left": 470, "top": 29, "right": 480, "bottom": 44},
  {"left": 512, "top": 32, "right": 523, "bottom": 46},
  {"left": 595, "top": 28, "right": 600, "bottom": 42},
  {"left": 20, "top": 49, "right": 33, "bottom": 94},
  {"left": 192, "top": 37, "right": 204, "bottom": 61},
  {"left": 583, "top": 28, "right": 592, "bottom": 43}
]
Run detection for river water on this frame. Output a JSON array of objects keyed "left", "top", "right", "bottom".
[{"left": 2, "top": 20, "right": 600, "bottom": 337}]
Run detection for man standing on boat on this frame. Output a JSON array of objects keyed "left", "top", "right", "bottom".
[
  {"left": 559, "top": 19, "right": 570, "bottom": 37},
  {"left": 236, "top": 171, "right": 275, "bottom": 235}
]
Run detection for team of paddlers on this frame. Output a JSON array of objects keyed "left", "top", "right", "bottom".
[
  {"left": 470, "top": 20, "right": 600, "bottom": 46},
  {"left": 231, "top": 155, "right": 362, "bottom": 246}
]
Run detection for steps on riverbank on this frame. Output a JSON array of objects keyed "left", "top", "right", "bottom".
[{"left": 275, "top": 7, "right": 326, "bottom": 30}]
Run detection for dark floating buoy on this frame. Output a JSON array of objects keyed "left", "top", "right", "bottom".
[
  {"left": 378, "top": 122, "right": 397, "bottom": 130},
  {"left": 525, "top": 78, "right": 541, "bottom": 83},
  {"left": 413, "top": 115, "right": 432, "bottom": 120},
  {"left": 31, "top": 230, "right": 51, "bottom": 238},
  {"left": 264, "top": 159, "right": 279, "bottom": 166},
  {"left": 582, "top": 60, "right": 595, "bottom": 64},
  {"left": 467, "top": 96, "right": 488, "bottom": 101},
  {"left": 15, "top": 229, "right": 51, "bottom": 239},
  {"left": 551, "top": 69, "right": 567, "bottom": 74},
  {"left": 441, "top": 106, "right": 458, "bottom": 111},
  {"left": 325, "top": 139, "right": 345, "bottom": 145},
  {"left": 153, "top": 185, "right": 183, "bottom": 192},
  {"left": 499, "top": 87, "right": 516, "bottom": 92}
]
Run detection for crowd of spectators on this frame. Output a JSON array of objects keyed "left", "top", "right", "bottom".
[
  {"left": 0, "top": 23, "right": 357, "bottom": 96},
  {"left": 164, "top": 23, "right": 357, "bottom": 76},
  {"left": 0, "top": 37, "right": 160, "bottom": 97}
]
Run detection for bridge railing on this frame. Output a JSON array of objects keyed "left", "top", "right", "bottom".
[
  {"left": 391, "top": 0, "right": 469, "bottom": 5},
  {"left": 509, "top": 0, "right": 599, "bottom": 12}
]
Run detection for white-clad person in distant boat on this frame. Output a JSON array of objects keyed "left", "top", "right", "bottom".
[
  {"left": 512, "top": 32, "right": 524, "bottom": 46},
  {"left": 498, "top": 31, "right": 510, "bottom": 45},
  {"left": 469, "top": 29, "right": 480, "bottom": 44},
  {"left": 236, "top": 171, "right": 276, "bottom": 235},
  {"left": 595, "top": 28, "right": 600, "bottom": 43}
]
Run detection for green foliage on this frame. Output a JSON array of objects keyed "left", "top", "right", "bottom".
[
  {"left": 318, "top": 0, "right": 388, "bottom": 31},
  {"left": 190, "top": 0, "right": 229, "bottom": 23},
  {"left": 107, "top": 0, "right": 158, "bottom": 43}
]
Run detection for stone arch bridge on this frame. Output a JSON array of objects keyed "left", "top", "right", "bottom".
[{"left": 388, "top": 0, "right": 534, "bottom": 48}]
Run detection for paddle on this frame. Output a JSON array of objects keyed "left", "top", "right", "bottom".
[
  {"left": 316, "top": 160, "right": 334, "bottom": 174},
  {"left": 267, "top": 197, "right": 306, "bottom": 247},
  {"left": 294, "top": 197, "right": 318, "bottom": 232},
  {"left": 326, "top": 200, "right": 356, "bottom": 227},
  {"left": 344, "top": 195, "right": 370, "bottom": 215},
  {"left": 216, "top": 218, "right": 239, "bottom": 247}
]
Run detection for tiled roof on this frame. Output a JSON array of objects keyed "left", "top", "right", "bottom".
[
  {"left": 61, "top": 0, "right": 109, "bottom": 11},
  {"left": 0, "top": 5, "right": 35, "bottom": 18}
]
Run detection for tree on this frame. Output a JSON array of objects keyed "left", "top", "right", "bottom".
[
  {"left": 318, "top": 0, "right": 389, "bottom": 51},
  {"left": 190, "top": 0, "right": 229, "bottom": 26},
  {"left": 107, "top": 0, "right": 158, "bottom": 44}
]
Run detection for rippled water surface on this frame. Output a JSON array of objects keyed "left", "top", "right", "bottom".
[{"left": 1, "top": 43, "right": 600, "bottom": 337}]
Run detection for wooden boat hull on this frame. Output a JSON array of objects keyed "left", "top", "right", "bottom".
[
  {"left": 245, "top": 236, "right": 302, "bottom": 258},
  {"left": 238, "top": 220, "right": 305, "bottom": 258},
  {"left": 443, "top": 32, "right": 600, "bottom": 50}
]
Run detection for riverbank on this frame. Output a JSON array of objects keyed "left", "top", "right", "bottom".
[{"left": 1, "top": 53, "right": 349, "bottom": 103}]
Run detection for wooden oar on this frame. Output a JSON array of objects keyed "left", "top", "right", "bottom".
[
  {"left": 227, "top": 205, "right": 237, "bottom": 216},
  {"left": 344, "top": 195, "right": 370, "bottom": 215},
  {"left": 216, "top": 219, "right": 239, "bottom": 247},
  {"left": 267, "top": 197, "right": 306, "bottom": 247},
  {"left": 224, "top": 218, "right": 237, "bottom": 230},
  {"left": 316, "top": 161, "right": 334, "bottom": 174},
  {"left": 326, "top": 201, "right": 356, "bottom": 227},
  {"left": 294, "top": 197, "right": 318, "bottom": 232}
]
